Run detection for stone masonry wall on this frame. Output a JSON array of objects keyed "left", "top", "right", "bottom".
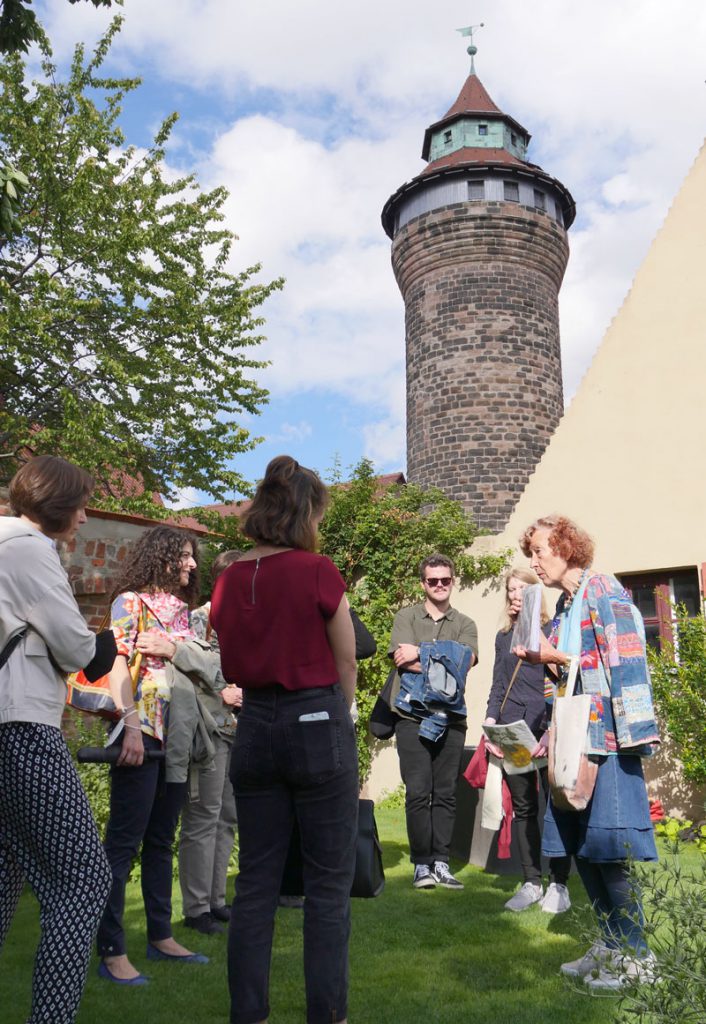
[{"left": 392, "top": 200, "right": 569, "bottom": 532}]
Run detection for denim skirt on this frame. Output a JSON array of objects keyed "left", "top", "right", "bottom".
[{"left": 542, "top": 754, "right": 658, "bottom": 863}]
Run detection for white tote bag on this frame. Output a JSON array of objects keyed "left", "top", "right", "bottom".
[{"left": 548, "top": 656, "right": 598, "bottom": 812}]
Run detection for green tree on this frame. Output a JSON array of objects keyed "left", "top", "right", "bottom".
[
  {"left": 0, "top": 17, "right": 282, "bottom": 512},
  {"left": 319, "top": 459, "right": 509, "bottom": 780},
  {"left": 0, "top": 0, "right": 112, "bottom": 55},
  {"left": 649, "top": 607, "right": 706, "bottom": 786}
]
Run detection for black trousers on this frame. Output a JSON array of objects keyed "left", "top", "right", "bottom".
[
  {"left": 396, "top": 718, "right": 466, "bottom": 865},
  {"left": 229, "top": 684, "right": 359, "bottom": 1024},
  {"left": 505, "top": 766, "right": 571, "bottom": 885},
  {"left": 0, "top": 723, "right": 111, "bottom": 1024},
  {"left": 97, "top": 733, "right": 187, "bottom": 956}
]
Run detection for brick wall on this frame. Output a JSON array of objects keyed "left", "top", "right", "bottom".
[{"left": 392, "top": 199, "right": 569, "bottom": 532}]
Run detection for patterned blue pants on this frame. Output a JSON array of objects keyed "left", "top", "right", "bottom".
[{"left": 0, "top": 723, "right": 111, "bottom": 1024}]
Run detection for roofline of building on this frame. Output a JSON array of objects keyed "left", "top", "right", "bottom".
[
  {"left": 381, "top": 160, "right": 577, "bottom": 237},
  {"left": 421, "top": 110, "right": 531, "bottom": 161}
]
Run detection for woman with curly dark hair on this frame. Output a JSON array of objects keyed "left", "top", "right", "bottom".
[{"left": 96, "top": 525, "right": 209, "bottom": 984}]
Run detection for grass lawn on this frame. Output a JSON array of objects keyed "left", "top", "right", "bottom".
[{"left": 3, "top": 805, "right": 687, "bottom": 1024}]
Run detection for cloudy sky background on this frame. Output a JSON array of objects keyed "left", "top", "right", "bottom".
[{"left": 36, "top": 0, "right": 706, "bottom": 503}]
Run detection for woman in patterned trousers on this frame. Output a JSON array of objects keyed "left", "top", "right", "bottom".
[{"left": 0, "top": 456, "right": 116, "bottom": 1024}]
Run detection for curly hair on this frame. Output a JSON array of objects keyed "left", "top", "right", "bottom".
[
  {"left": 242, "top": 455, "right": 328, "bottom": 552},
  {"left": 519, "top": 514, "right": 594, "bottom": 569},
  {"left": 112, "top": 525, "right": 200, "bottom": 606}
]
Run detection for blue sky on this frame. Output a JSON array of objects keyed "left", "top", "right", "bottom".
[{"left": 35, "top": 0, "right": 706, "bottom": 505}]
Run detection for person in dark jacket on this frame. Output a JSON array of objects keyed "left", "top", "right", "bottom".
[{"left": 484, "top": 567, "right": 571, "bottom": 913}]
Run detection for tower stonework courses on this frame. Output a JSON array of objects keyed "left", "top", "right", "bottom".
[{"left": 382, "top": 63, "right": 576, "bottom": 532}]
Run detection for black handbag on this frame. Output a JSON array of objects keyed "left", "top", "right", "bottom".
[
  {"left": 369, "top": 667, "right": 400, "bottom": 740},
  {"left": 280, "top": 798, "right": 385, "bottom": 899}
]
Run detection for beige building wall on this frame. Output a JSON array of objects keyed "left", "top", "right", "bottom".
[{"left": 369, "top": 140, "right": 706, "bottom": 812}]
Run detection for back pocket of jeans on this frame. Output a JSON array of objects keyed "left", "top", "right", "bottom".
[{"left": 285, "top": 718, "right": 342, "bottom": 784}]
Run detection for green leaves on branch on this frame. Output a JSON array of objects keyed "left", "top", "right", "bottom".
[
  {"left": 318, "top": 459, "right": 509, "bottom": 780},
  {"left": 0, "top": 161, "right": 28, "bottom": 236},
  {"left": 0, "top": 18, "right": 282, "bottom": 512},
  {"left": 0, "top": 0, "right": 113, "bottom": 54}
]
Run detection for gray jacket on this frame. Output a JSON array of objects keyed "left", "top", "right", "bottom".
[
  {"left": 0, "top": 517, "right": 97, "bottom": 728},
  {"left": 165, "top": 638, "right": 227, "bottom": 795}
]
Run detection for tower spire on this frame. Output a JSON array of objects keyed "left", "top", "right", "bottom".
[{"left": 456, "top": 22, "right": 484, "bottom": 74}]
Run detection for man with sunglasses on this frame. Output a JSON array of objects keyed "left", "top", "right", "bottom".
[{"left": 388, "top": 554, "right": 478, "bottom": 890}]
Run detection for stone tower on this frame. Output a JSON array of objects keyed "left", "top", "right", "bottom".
[{"left": 381, "top": 58, "right": 576, "bottom": 532}]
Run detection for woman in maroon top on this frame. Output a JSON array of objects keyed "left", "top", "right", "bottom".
[{"left": 211, "top": 455, "right": 358, "bottom": 1024}]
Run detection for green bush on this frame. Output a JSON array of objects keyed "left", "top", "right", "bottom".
[
  {"left": 63, "top": 710, "right": 112, "bottom": 839},
  {"left": 613, "top": 846, "right": 706, "bottom": 1023},
  {"left": 649, "top": 608, "right": 706, "bottom": 787}
]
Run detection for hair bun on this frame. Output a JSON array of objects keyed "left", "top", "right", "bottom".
[{"left": 263, "top": 455, "right": 300, "bottom": 487}]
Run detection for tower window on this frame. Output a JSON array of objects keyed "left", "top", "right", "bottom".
[
  {"left": 468, "top": 180, "right": 485, "bottom": 200},
  {"left": 511, "top": 133, "right": 517, "bottom": 146},
  {"left": 504, "top": 181, "right": 519, "bottom": 202},
  {"left": 478, "top": 124, "right": 488, "bottom": 136},
  {"left": 443, "top": 130, "right": 452, "bottom": 144},
  {"left": 533, "top": 189, "right": 546, "bottom": 211}
]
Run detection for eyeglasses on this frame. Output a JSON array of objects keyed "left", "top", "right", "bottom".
[{"left": 424, "top": 576, "right": 452, "bottom": 588}]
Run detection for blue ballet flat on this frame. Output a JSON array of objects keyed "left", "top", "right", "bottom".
[
  {"left": 98, "top": 960, "right": 149, "bottom": 985},
  {"left": 146, "top": 942, "right": 209, "bottom": 964}
]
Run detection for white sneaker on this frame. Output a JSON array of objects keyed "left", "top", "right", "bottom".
[
  {"left": 560, "top": 942, "right": 614, "bottom": 978},
  {"left": 504, "top": 881, "right": 543, "bottom": 912},
  {"left": 541, "top": 882, "right": 571, "bottom": 914},
  {"left": 585, "top": 951, "right": 657, "bottom": 992},
  {"left": 412, "top": 864, "right": 436, "bottom": 889}
]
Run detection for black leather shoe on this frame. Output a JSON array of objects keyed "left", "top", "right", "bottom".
[
  {"left": 183, "top": 912, "right": 225, "bottom": 935},
  {"left": 210, "top": 904, "right": 231, "bottom": 923}
]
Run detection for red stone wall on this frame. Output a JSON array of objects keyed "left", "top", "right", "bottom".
[{"left": 392, "top": 200, "right": 569, "bottom": 532}]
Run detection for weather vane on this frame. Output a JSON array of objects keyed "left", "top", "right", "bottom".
[{"left": 456, "top": 22, "right": 484, "bottom": 73}]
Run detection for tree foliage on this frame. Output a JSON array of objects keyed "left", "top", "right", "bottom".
[
  {"left": 649, "top": 607, "right": 706, "bottom": 787},
  {"left": 0, "top": 0, "right": 112, "bottom": 55},
  {"left": 318, "top": 459, "right": 510, "bottom": 780},
  {"left": 0, "top": 17, "right": 282, "bottom": 512}
]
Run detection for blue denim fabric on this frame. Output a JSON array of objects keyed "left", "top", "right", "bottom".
[
  {"left": 228, "top": 684, "right": 359, "bottom": 1024},
  {"left": 394, "top": 640, "right": 472, "bottom": 741},
  {"left": 542, "top": 754, "right": 657, "bottom": 863}
]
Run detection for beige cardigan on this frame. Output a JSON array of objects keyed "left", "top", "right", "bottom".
[{"left": 0, "top": 517, "right": 96, "bottom": 728}]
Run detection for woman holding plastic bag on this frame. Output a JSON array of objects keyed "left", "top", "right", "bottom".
[
  {"left": 516, "top": 515, "right": 659, "bottom": 991},
  {"left": 484, "top": 567, "right": 571, "bottom": 913}
]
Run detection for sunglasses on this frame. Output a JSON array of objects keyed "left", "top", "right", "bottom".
[{"left": 424, "top": 576, "right": 452, "bottom": 588}]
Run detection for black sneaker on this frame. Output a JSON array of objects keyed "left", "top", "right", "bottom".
[
  {"left": 184, "top": 912, "right": 225, "bottom": 935},
  {"left": 431, "top": 861, "right": 464, "bottom": 890},
  {"left": 210, "top": 905, "right": 231, "bottom": 922}
]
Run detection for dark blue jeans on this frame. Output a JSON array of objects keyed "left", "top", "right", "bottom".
[
  {"left": 576, "top": 858, "right": 648, "bottom": 954},
  {"left": 228, "top": 684, "right": 359, "bottom": 1024},
  {"left": 97, "top": 734, "right": 186, "bottom": 956}
]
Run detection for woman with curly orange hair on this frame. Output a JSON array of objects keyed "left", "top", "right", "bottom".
[
  {"left": 97, "top": 525, "right": 208, "bottom": 984},
  {"left": 516, "top": 515, "right": 659, "bottom": 991}
]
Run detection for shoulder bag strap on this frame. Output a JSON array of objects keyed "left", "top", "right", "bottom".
[{"left": 498, "top": 658, "right": 523, "bottom": 716}]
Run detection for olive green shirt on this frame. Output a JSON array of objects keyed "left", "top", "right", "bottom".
[{"left": 388, "top": 602, "right": 478, "bottom": 661}]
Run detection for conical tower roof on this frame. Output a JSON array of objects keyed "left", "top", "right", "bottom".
[
  {"left": 421, "top": 71, "right": 530, "bottom": 162},
  {"left": 442, "top": 72, "right": 502, "bottom": 118}
]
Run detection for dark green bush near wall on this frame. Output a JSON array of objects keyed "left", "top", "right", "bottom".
[
  {"left": 63, "top": 710, "right": 112, "bottom": 839},
  {"left": 649, "top": 607, "right": 706, "bottom": 787}
]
